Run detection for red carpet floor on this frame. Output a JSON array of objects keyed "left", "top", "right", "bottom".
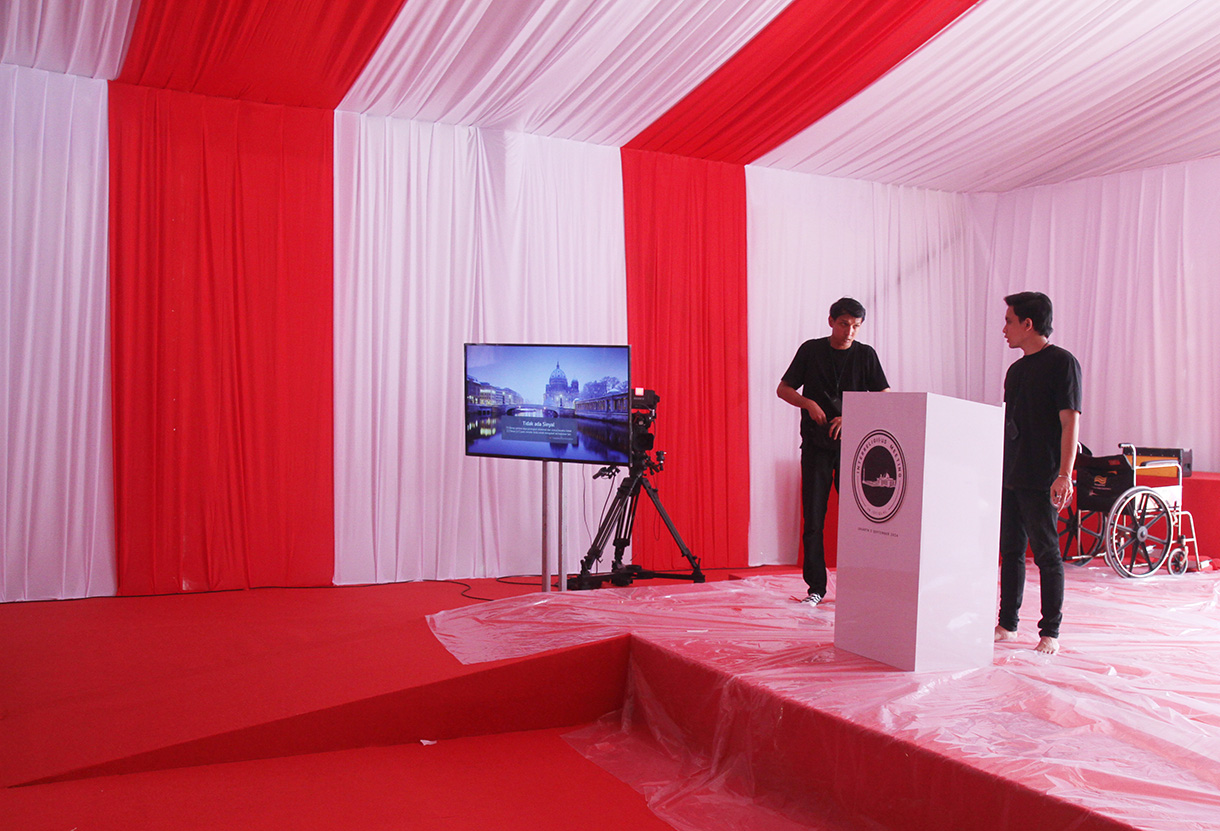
[
  {"left": 2, "top": 728, "right": 675, "bottom": 831},
  {"left": 1, "top": 569, "right": 788, "bottom": 829},
  {"left": 0, "top": 576, "right": 668, "bottom": 829}
]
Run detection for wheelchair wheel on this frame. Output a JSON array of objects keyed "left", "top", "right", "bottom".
[
  {"left": 1058, "top": 506, "right": 1102, "bottom": 564},
  {"left": 1105, "top": 487, "right": 1173, "bottom": 578},
  {"left": 1167, "top": 547, "right": 1189, "bottom": 576}
]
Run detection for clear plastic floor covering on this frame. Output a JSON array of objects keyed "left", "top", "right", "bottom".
[{"left": 429, "top": 568, "right": 1220, "bottom": 831}]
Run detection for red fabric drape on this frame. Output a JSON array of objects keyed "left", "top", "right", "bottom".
[
  {"left": 622, "top": 150, "right": 750, "bottom": 572},
  {"left": 625, "top": 0, "right": 980, "bottom": 163},
  {"left": 109, "top": 83, "right": 335, "bottom": 595},
  {"left": 118, "top": 0, "right": 408, "bottom": 109}
]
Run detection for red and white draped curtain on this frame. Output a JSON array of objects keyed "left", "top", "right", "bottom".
[{"left": 5, "top": 0, "right": 1220, "bottom": 601}]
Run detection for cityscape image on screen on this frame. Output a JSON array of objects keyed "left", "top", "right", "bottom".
[{"left": 464, "top": 343, "right": 631, "bottom": 465}]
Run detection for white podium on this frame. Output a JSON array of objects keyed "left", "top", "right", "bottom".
[{"left": 834, "top": 391, "right": 1003, "bottom": 672}]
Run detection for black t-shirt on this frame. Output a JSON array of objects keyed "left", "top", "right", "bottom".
[
  {"left": 781, "top": 338, "right": 889, "bottom": 449},
  {"left": 1003, "top": 344, "right": 1082, "bottom": 489}
]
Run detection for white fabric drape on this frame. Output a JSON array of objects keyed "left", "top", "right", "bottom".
[
  {"left": 971, "top": 157, "right": 1220, "bottom": 470},
  {"left": 746, "top": 158, "right": 1220, "bottom": 566},
  {"left": 745, "top": 166, "right": 987, "bottom": 564},
  {"left": 2, "top": 64, "right": 116, "bottom": 602},
  {"left": 338, "top": 0, "right": 792, "bottom": 145},
  {"left": 333, "top": 113, "right": 627, "bottom": 584},
  {"left": 757, "top": 0, "right": 1220, "bottom": 192},
  {"left": 0, "top": 0, "right": 140, "bottom": 79}
]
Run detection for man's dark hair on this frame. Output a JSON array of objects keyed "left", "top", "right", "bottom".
[
  {"left": 829, "top": 297, "right": 866, "bottom": 321},
  {"left": 1004, "top": 291, "right": 1054, "bottom": 336}
]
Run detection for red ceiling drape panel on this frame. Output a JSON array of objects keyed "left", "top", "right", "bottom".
[
  {"left": 625, "top": 0, "right": 980, "bottom": 163},
  {"left": 622, "top": 149, "right": 750, "bottom": 572},
  {"left": 118, "top": 0, "right": 408, "bottom": 108},
  {"left": 109, "top": 83, "right": 335, "bottom": 595}
]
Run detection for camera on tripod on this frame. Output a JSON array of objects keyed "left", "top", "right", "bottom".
[{"left": 569, "top": 387, "right": 702, "bottom": 590}]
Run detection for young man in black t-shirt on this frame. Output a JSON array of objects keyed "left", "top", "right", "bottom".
[
  {"left": 778, "top": 297, "right": 889, "bottom": 605},
  {"left": 995, "top": 291, "right": 1082, "bottom": 655}
]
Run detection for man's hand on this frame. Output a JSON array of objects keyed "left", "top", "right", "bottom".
[
  {"left": 828, "top": 416, "right": 843, "bottom": 440},
  {"left": 1050, "top": 474, "right": 1073, "bottom": 511},
  {"left": 805, "top": 400, "right": 828, "bottom": 426}
]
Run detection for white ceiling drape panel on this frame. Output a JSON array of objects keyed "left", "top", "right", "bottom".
[
  {"left": 333, "top": 112, "right": 627, "bottom": 584},
  {"left": 745, "top": 166, "right": 987, "bottom": 564},
  {"left": 758, "top": 0, "right": 1220, "bottom": 192},
  {"left": 1, "top": 65, "right": 116, "bottom": 602},
  {"left": 972, "top": 157, "right": 1220, "bottom": 470},
  {"left": 0, "top": 0, "right": 140, "bottom": 78},
  {"left": 339, "top": 0, "right": 793, "bottom": 145}
]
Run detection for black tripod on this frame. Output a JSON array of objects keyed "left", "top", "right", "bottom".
[{"left": 568, "top": 449, "right": 704, "bottom": 590}]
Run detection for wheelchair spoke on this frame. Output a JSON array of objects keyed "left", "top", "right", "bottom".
[{"left": 1114, "top": 533, "right": 1136, "bottom": 557}]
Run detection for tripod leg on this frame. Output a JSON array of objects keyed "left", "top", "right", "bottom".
[
  {"left": 640, "top": 478, "right": 704, "bottom": 581},
  {"left": 578, "top": 486, "right": 629, "bottom": 578},
  {"left": 610, "top": 473, "right": 644, "bottom": 572}
]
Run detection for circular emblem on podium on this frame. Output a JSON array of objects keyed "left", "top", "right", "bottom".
[{"left": 851, "top": 430, "right": 906, "bottom": 523}]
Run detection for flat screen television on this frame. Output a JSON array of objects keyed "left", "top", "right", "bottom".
[{"left": 464, "top": 343, "right": 631, "bottom": 465}]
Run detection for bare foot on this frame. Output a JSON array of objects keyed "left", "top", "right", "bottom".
[
  {"left": 1035, "top": 636, "right": 1060, "bottom": 655},
  {"left": 994, "top": 625, "right": 1018, "bottom": 643}
]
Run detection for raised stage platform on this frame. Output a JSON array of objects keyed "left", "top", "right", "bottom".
[
  {"left": 3, "top": 563, "right": 1218, "bottom": 830},
  {"left": 432, "top": 568, "right": 1220, "bottom": 831}
]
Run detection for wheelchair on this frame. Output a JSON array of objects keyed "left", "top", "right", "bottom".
[{"left": 1058, "top": 444, "right": 1201, "bottom": 578}]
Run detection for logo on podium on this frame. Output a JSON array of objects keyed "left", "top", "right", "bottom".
[{"left": 851, "top": 430, "right": 907, "bottom": 523}]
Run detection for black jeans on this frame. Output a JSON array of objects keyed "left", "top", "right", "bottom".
[
  {"left": 998, "top": 487, "right": 1064, "bottom": 638},
  {"left": 801, "top": 446, "right": 839, "bottom": 596}
]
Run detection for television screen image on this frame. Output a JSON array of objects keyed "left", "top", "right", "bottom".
[{"left": 465, "top": 343, "right": 631, "bottom": 465}]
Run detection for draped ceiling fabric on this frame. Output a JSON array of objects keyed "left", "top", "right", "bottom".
[
  {"left": 757, "top": 0, "right": 1220, "bottom": 191},
  {"left": 5, "top": 0, "right": 1220, "bottom": 600},
  {"left": 0, "top": 0, "right": 140, "bottom": 79},
  {"left": 338, "top": 0, "right": 795, "bottom": 144},
  {"left": 626, "top": 0, "right": 980, "bottom": 161},
  {"left": 115, "top": 0, "right": 408, "bottom": 108}
]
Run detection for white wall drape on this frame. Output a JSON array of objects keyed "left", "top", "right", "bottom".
[
  {"left": 333, "top": 113, "right": 628, "bottom": 584},
  {"left": 746, "top": 159, "right": 1220, "bottom": 566},
  {"left": 1, "top": 64, "right": 115, "bottom": 602},
  {"left": 972, "top": 157, "right": 1220, "bottom": 470},
  {"left": 745, "top": 166, "right": 987, "bottom": 564}
]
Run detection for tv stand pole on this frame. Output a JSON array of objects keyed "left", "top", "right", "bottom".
[
  {"left": 541, "top": 461, "right": 550, "bottom": 592},
  {"left": 540, "top": 461, "right": 569, "bottom": 592},
  {"left": 557, "top": 461, "right": 567, "bottom": 591}
]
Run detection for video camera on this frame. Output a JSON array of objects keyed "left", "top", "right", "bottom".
[{"left": 630, "top": 388, "right": 660, "bottom": 458}]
